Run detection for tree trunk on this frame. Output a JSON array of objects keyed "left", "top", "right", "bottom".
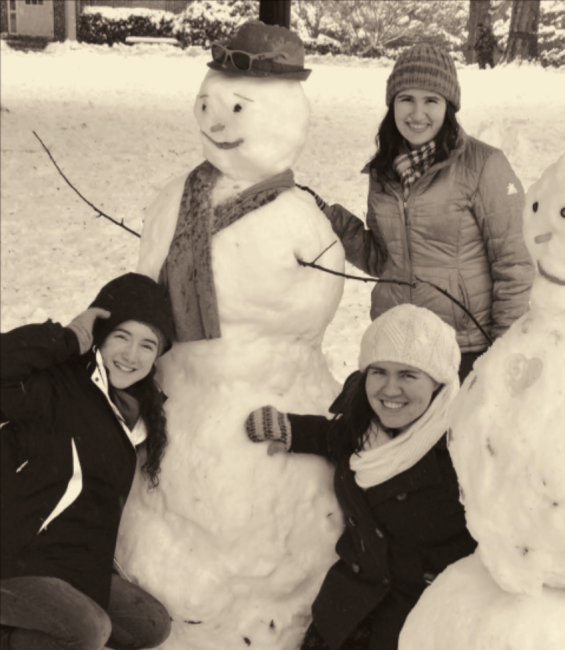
[
  {"left": 466, "top": 0, "right": 491, "bottom": 64},
  {"left": 504, "top": 0, "right": 540, "bottom": 62},
  {"left": 259, "top": 0, "right": 291, "bottom": 28}
]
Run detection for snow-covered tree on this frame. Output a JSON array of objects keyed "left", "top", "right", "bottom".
[
  {"left": 292, "top": 0, "right": 468, "bottom": 55},
  {"left": 504, "top": 0, "right": 541, "bottom": 62},
  {"left": 492, "top": 0, "right": 565, "bottom": 66},
  {"left": 465, "top": 0, "right": 492, "bottom": 64}
]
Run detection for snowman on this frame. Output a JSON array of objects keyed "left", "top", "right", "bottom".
[
  {"left": 399, "top": 154, "right": 565, "bottom": 650},
  {"left": 115, "top": 21, "right": 346, "bottom": 650}
]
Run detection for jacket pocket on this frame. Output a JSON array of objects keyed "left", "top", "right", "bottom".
[
  {"left": 455, "top": 272, "right": 471, "bottom": 329},
  {"left": 412, "top": 268, "right": 467, "bottom": 332}
]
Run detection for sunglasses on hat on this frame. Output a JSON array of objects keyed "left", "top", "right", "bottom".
[{"left": 210, "top": 42, "right": 289, "bottom": 72}]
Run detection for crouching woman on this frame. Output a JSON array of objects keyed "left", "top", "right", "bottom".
[
  {"left": 1, "top": 273, "right": 174, "bottom": 650},
  {"left": 245, "top": 304, "right": 477, "bottom": 650}
]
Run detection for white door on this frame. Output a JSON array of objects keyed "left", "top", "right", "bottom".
[{"left": 12, "top": 0, "right": 54, "bottom": 38}]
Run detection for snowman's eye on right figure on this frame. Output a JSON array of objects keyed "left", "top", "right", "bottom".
[
  {"left": 201, "top": 103, "right": 207, "bottom": 112},
  {"left": 532, "top": 201, "right": 539, "bottom": 212},
  {"left": 233, "top": 104, "right": 243, "bottom": 113}
]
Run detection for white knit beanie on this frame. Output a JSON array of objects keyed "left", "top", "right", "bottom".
[{"left": 358, "top": 304, "right": 460, "bottom": 384}]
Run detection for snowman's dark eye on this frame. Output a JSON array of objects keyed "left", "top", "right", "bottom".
[
  {"left": 202, "top": 103, "right": 207, "bottom": 112},
  {"left": 532, "top": 202, "right": 538, "bottom": 212},
  {"left": 560, "top": 207, "right": 565, "bottom": 218},
  {"left": 233, "top": 104, "right": 243, "bottom": 113}
]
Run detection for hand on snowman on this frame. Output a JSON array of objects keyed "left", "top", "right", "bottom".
[
  {"left": 245, "top": 406, "right": 291, "bottom": 455},
  {"left": 67, "top": 308, "right": 111, "bottom": 355},
  {"left": 296, "top": 184, "right": 328, "bottom": 212}
]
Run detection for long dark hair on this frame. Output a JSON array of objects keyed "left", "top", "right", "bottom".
[
  {"left": 327, "top": 370, "right": 375, "bottom": 461},
  {"left": 132, "top": 366, "right": 168, "bottom": 490},
  {"left": 368, "top": 100, "right": 460, "bottom": 184}
]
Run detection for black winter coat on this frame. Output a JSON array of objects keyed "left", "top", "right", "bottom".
[
  {"left": 288, "top": 414, "right": 476, "bottom": 650},
  {"left": 1, "top": 321, "right": 139, "bottom": 609}
]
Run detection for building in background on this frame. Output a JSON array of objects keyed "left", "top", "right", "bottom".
[{"left": 0, "top": 0, "right": 190, "bottom": 41}]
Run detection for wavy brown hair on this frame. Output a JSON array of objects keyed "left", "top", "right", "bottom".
[
  {"left": 133, "top": 366, "right": 168, "bottom": 490},
  {"left": 327, "top": 370, "right": 374, "bottom": 461}
]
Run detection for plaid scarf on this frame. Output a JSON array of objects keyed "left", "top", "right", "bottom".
[{"left": 393, "top": 140, "right": 437, "bottom": 199}]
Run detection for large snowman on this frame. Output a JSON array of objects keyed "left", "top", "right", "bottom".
[
  {"left": 115, "top": 21, "right": 346, "bottom": 650},
  {"left": 399, "top": 155, "right": 565, "bottom": 649}
]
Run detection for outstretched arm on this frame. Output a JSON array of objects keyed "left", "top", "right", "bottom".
[
  {"left": 245, "top": 406, "right": 334, "bottom": 459},
  {"left": 296, "top": 185, "right": 385, "bottom": 277}
]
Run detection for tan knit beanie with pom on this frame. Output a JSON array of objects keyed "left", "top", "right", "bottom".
[
  {"left": 358, "top": 304, "right": 460, "bottom": 385},
  {"left": 386, "top": 44, "right": 461, "bottom": 112}
]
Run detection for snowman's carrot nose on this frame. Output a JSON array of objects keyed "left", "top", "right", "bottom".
[
  {"left": 534, "top": 232, "right": 552, "bottom": 244},
  {"left": 210, "top": 123, "right": 225, "bottom": 133}
]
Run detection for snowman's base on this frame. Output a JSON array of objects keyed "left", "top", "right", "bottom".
[{"left": 399, "top": 552, "right": 565, "bottom": 650}]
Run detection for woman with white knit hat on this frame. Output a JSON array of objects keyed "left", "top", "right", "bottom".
[
  {"left": 300, "top": 43, "right": 533, "bottom": 382},
  {"left": 245, "top": 304, "right": 476, "bottom": 650}
]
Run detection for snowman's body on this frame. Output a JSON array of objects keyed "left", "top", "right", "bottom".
[
  {"left": 115, "top": 69, "right": 346, "bottom": 649},
  {"left": 399, "top": 155, "right": 565, "bottom": 650}
]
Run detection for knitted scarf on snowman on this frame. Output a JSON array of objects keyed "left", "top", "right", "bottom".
[
  {"left": 160, "top": 161, "right": 295, "bottom": 342},
  {"left": 349, "top": 380, "right": 458, "bottom": 489}
]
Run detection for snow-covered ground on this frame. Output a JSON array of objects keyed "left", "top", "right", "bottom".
[{"left": 1, "top": 40, "right": 564, "bottom": 383}]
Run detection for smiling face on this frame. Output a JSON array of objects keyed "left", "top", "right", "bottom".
[
  {"left": 365, "top": 361, "right": 441, "bottom": 432},
  {"left": 194, "top": 69, "right": 310, "bottom": 182},
  {"left": 394, "top": 88, "right": 447, "bottom": 149},
  {"left": 100, "top": 320, "right": 159, "bottom": 389}
]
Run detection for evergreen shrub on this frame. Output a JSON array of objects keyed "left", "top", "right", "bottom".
[
  {"left": 172, "top": 0, "right": 258, "bottom": 48},
  {"left": 78, "top": 7, "right": 175, "bottom": 46}
]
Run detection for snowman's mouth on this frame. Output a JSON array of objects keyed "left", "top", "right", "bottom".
[
  {"left": 538, "top": 261, "right": 565, "bottom": 286},
  {"left": 202, "top": 131, "right": 244, "bottom": 150}
]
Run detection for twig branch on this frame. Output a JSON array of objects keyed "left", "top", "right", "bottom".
[
  {"left": 32, "top": 131, "right": 141, "bottom": 239},
  {"left": 297, "top": 257, "right": 415, "bottom": 287},
  {"left": 298, "top": 255, "right": 493, "bottom": 345},
  {"left": 311, "top": 240, "right": 338, "bottom": 264},
  {"left": 414, "top": 276, "right": 492, "bottom": 345}
]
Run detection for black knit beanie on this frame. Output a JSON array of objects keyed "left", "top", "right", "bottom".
[{"left": 90, "top": 273, "right": 174, "bottom": 355}]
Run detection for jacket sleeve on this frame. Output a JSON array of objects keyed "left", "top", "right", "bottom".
[
  {"left": 322, "top": 202, "right": 385, "bottom": 278},
  {"left": 1, "top": 320, "right": 80, "bottom": 423},
  {"left": 287, "top": 413, "right": 335, "bottom": 459},
  {"left": 472, "top": 150, "right": 535, "bottom": 339}
]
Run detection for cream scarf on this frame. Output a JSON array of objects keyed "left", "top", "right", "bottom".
[{"left": 349, "top": 380, "right": 459, "bottom": 489}]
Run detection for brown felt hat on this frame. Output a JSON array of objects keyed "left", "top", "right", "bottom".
[{"left": 207, "top": 20, "right": 311, "bottom": 81}]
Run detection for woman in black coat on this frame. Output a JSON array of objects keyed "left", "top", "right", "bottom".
[
  {"left": 246, "top": 304, "right": 476, "bottom": 650},
  {"left": 1, "top": 273, "right": 174, "bottom": 650}
]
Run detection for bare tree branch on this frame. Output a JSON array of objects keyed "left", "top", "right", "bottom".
[
  {"left": 32, "top": 131, "right": 141, "bottom": 239},
  {"left": 297, "top": 255, "right": 493, "bottom": 346}
]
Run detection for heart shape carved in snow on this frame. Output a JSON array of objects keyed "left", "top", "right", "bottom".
[{"left": 505, "top": 353, "right": 544, "bottom": 397}]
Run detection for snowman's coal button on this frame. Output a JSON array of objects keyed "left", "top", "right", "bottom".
[
  {"left": 351, "top": 562, "right": 361, "bottom": 574},
  {"left": 396, "top": 492, "right": 408, "bottom": 501},
  {"left": 348, "top": 516, "right": 358, "bottom": 527},
  {"left": 375, "top": 528, "right": 385, "bottom": 539}
]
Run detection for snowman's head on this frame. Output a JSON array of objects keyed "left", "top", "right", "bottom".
[
  {"left": 523, "top": 154, "right": 565, "bottom": 286},
  {"left": 194, "top": 69, "right": 310, "bottom": 182}
]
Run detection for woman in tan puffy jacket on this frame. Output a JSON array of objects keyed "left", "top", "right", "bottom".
[{"left": 303, "top": 44, "right": 534, "bottom": 381}]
